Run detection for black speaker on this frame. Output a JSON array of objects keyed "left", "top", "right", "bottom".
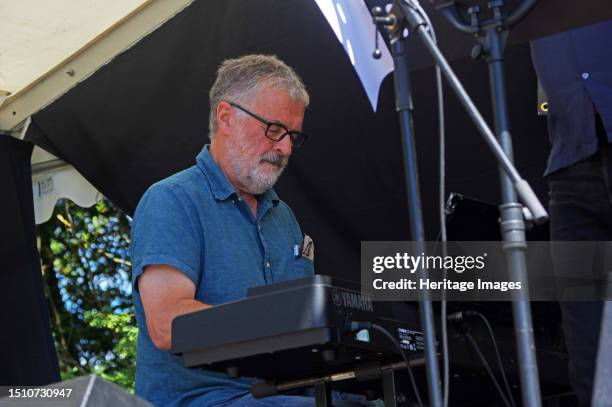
[{"left": 0, "top": 375, "right": 151, "bottom": 406}]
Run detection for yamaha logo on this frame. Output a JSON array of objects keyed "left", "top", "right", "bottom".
[
  {"left": 331, "top": 289, "right": 343, "bottom": 307},
  {"left": 331, "top": 288, "right": 374, "bottom": 312}
]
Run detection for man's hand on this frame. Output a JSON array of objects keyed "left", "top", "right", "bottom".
[{"left": 138, "top": 264, "right": 210, "bottom": 350}]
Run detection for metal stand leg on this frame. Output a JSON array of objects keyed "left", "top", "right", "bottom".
[
  {"left": 382, "top": 370, "right": 399, "bottom": 407},
  {"left": 389, "top": 36, "right": 443, "bottom": 407},
  {"left": 314, "top": 382, "right": 332, "bottom": 407}
]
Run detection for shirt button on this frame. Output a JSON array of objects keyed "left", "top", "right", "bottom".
[
  {"left": 582, "top": 72, "right": 589, "bottom": 79},
  {"left": 266, "top": 262, "right": 271, "bottom": 268}
]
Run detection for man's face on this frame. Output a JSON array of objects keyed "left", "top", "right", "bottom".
[{"left": 225, "top": 86, "right": 305, "bottom": 195}]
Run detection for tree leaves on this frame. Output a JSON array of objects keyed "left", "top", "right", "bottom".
[{"left": 38, "top": 198, "right": 136, "bottom": 391}]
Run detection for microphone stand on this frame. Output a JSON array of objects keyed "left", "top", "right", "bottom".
[
  {"left": 436, "top": 2, "right": 542, "bottom": 406},
  {"left": 386, "top": 19, "right": 444, "bottom": 407},
  {"left": 371, "top": 1, "right": 545, "bottom": 406}
]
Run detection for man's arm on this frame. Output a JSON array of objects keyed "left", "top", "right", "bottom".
[{"left": 138, "top": 264, "right": 211, "bottom": 350}]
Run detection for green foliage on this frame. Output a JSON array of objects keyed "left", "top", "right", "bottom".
[
  {"left": 85, "top": 311, "right": 138, "bottom": 389},
  {"left": 37, "top": 199, "right": 136, "bottom": 391}
]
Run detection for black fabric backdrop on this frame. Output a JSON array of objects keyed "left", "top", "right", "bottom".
[
  {"left": 24, "top": 0, "right": 549, "bottom": 282},
  {"left": 0, "top": 135, "right": 60, "bottom": 386}
]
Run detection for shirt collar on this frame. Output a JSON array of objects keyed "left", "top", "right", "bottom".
[
  {"left": 260, "top": 187, "right": 280, "bottom": 207},
  {"left": 196, "top": 145, "right": 280, "bottom": 207}
]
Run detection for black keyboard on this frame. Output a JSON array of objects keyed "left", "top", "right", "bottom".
[{"left": 171, "top": 275, "right": 424, "bottom": 381}]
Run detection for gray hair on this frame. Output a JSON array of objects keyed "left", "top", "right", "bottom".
[{"left": 208, "top": 54, "right": 309, "bottom": 137}]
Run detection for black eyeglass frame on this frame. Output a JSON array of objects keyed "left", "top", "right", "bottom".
[{"left": 227, "top": 101, "right": 308, "bottom": 147}]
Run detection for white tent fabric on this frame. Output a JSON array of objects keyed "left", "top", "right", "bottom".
[
  {"left": 0, "top": 0, "right": 194, "bottom": 223},
  {"left": 0, "top": 0, "right": 194, "bottom": 131},
  {"left": 31, "top": 147, "right": 102, "bottom": 224},
  {"left": 0, "top": 0, "right": 146, "bottom": 97}
]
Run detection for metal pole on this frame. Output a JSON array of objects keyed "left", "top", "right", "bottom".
[
  {"left": 592, "top": 299, "right": 612, "bottom": 406},
  {"left": 31, "top": 159, "right": 69, "bottom": 175},
  {"left": 390, "top": 36, "right": 443, "bottom": 407},
  {"left": 486, "top": 19, "right": 542, "bottom": 407}
]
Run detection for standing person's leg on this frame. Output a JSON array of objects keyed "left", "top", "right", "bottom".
[{"left": 548, "top": 122, "right": 612, "bottom": 406}]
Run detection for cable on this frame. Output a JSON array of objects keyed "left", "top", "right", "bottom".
[
  {"left": 472, "top": 311, "right": 517, "bottom": 407},
  {"left": 448, "top": 311, "right": 517, "bottom": 407},
  {"left": 464, "top": 331, "right": 513, "bottom": 407},
  {"left": 371, "top": 323, "right": 424, "bottom": 407},
  {"left": 346, "top": 321, "right": 424, "bottom": 407}
]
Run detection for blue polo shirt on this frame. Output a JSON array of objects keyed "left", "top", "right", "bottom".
[
  {"left": 531, "top": 19, "right": 612, "bottom": 176},
  {"left": 131, "top": 145, "right": 314, "bottom": 407}
]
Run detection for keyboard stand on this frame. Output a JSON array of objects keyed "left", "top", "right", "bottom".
[
  {"left": 250, "top": 359, "right": 421, "bottom": 406},
  {"left": 314, "top": 382, "right": 332, "bottom": 407},
  {"left": 382, "top": 370, "right": 399, "bottom": 407}
]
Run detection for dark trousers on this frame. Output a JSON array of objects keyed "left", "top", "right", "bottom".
[{"left": 547, "top": 136, "right": 612, "bottom": 406}]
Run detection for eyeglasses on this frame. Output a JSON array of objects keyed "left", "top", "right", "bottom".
[{"left": 228, "top": 101, "right": 308, "bottom": 148}]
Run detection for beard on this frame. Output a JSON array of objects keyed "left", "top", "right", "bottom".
[{"left": 225, "top": 127, "right": 289, "bottom": 195}]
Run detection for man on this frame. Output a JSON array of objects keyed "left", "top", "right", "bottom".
[
  {"left": 130, "top": 55, "right": 316, "bottom": 406},
  {"left": 531, "top": 19, "right": 612, "bottom": 407}
]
